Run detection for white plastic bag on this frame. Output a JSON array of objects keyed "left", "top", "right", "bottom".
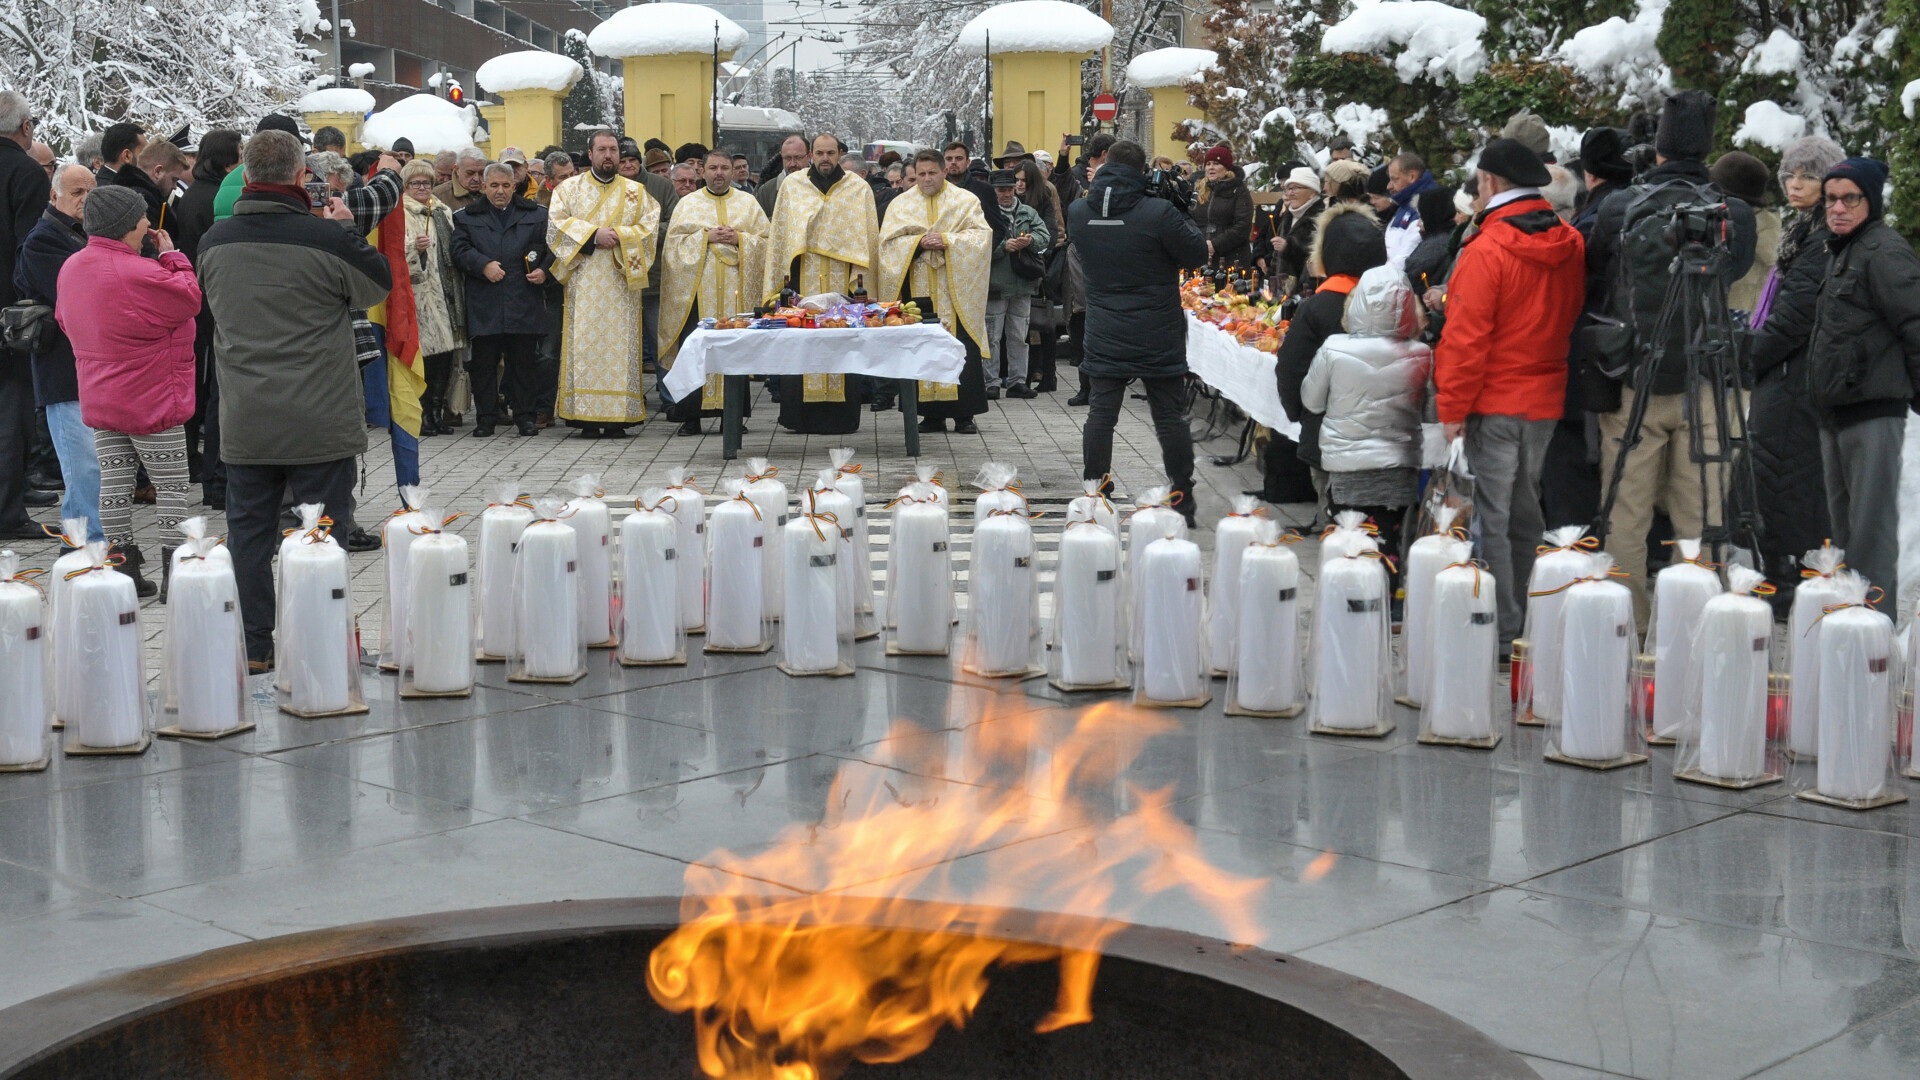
[
  {"left": 59, "top": 543, "right": 148, "bottom": 748},
  {"left": 1420, "top": 558, "right": 1499, "bottom": 742},
  {"left": 0, "top": 551, "right": 49, "bottom": 764},
  {"left": 280, "top": 519, "right": 363, "bottom": 715},
  {"left": 161, "top": 519, "right": 247, "bottom": 732},
  {"left": 705, "top": 481, "right": 773, "bottom": 651},
  {"left": 562, "top": 474, "right": 615, "bottom": 648},
  {"left": 509, "top": 498, "right": 586, "bottom": 681},
  {"left": 828, "top": 449, "right": 878, "bottom": 639},
  {"left": 1649, "top": 539, "right": 1721, "bottom": 742},
  {"left": 661, "top": 467, "right": 708, "bottom": 632},
  {"left": 403, "top": 505, "right": 473, "bottom": 695},
  {"left": 885, "top": 480, "right": 954, "bottom": 655},
  {"left": 379, "top": 484, "right": 430, "bottom": 672},
  {"left": 744, "top": 458, "right": 789, "bottom": 619},
  {"left": 1675, "top": 566, "right": 1774, "bottom": 784},
  {"left": 1225, "top": 522, "right": 1302, "bottom": 715},
  {"left": 1548, "top": 555, "right": 1641, "bottom": 765},
  {"left": 1209, "top": 496, "right": 1266, "bottom": 677},
  {"left": 1136, "top": 534, "right": 1208, "bottom": 705},
  {"left": 1048, "top": 511, "right": 1126, "bottom": 690},
  {"left": 619, "top": 490, "right": 687, "bottom": 664},
  {"left": 1788, "top": 542, "right": 1849, "bottom": 759},
  {"left": 1519, "top": 526, "right": 1596, "bottom": 724},
  {"left": 475, "top": 486, "right": 533, "bottom": 659},
  {"left": 1400, "top": 505, "right": 1469, "bottom": 707},
  {"left": 965, "top": 508, "right": 1041, "bottom": 677}
]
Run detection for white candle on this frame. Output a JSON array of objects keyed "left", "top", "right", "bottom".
[
  {"left": 907, "top": 465, "right": 949, "bottom": 510},
  {"left": 476, "top": 494, "right": 532, "bottom": 657},
  {"left": 1693, "top": 591, "right": 1771, "bottom": 779},
  {"left": 828, "top": 454, "right": 876, "bottom": 627},
  {"left": 1524, "top": 539, "right": 1594, "bottom": 722},
  {"left": 1816, "top": 604, "right": 1893, "bottom": 800},
  {"left": 63, "top": 562, "right": 145, "bottom": 746},
  {"left": 1557, "top": 576, "right": 1634, "bottom": 761},
  {"left": 1790, "top": 570, "right": 1849, "bottom": 758},
  {"left": 807, "top": 481, "right": 859, "bottom": 639},
  {"left": 1402, "top": 532, "right": 1471, "bottom": 705},
  {"left": 1312, "top": 555, "right": 1389, "bottom": 729},
  {"left": 45, "top": 518, "right": 88, "bottom": 724},
  {"left": 705, "top": 495, "right": 766, "bottom": 649},
  {"left": 973, "top": 462, "right": 1025, "bottom": 520},
  {"left": 782, "top": 516, "right": 842, "bottom": 672},
  {"left": 969, "top": 511, "right": 1036, "bottom": 675},
  {"left": 1320, "top": 510, "right": 1379, "bottom": 560},
  {"left": 1209, "top": 505, "right": 1263, "bottom": 674},
  {"left": 166, "top": 555, "right": 245, "bottom": 733},
  {"left": 0, "top": 568, "right": 47, "bottom": 764},
  {"left": 1233, "top": 543, "right": 1300, "bottom": 713},
  {"left": 1139, "top": 537, "right": 1204, "bottom": 702},
  {"left": 1055, "top": 522, "right": 1121, "bottom": 686},
  {"left": 275, "top": 504, "right": 330, "bottom": 692},
  {"left": 661, "top": 475, "right": 707, "bottom": 630},
  {"left": 406, "top": 533, "right": 472, "bottom": 693},
  {"left": 889, "top": 499, "right": 953, "bottom": 654},
  {"left": 745, "top": 460, "right": 788, "bottom": 619},
  {"left": 1067, "top": 481, "right": 1119, "bottom": 538},
  {"left": 1425, "top": 563, "right": 1498, "bottom": 740},
  {"left": 381, "top": 495, "right": 429, "bottom": 670},
  {"left": 562, "top": 493, "right": 613, "bottom": 647},
  {"left": 282, "top": 538, "right": 354, "bottom": 714},
  {"left": 619, "top": 505, "right": 680, "bottom": 662},
  {"left": 1126, "top": 499, "right": 1186, "bottom": 658},
  {"left": 1652, "top": 547, "right": 1721, "bottom": 739},
  {"left": 513, "top": 519, "right": 582, "bottom": 679}
]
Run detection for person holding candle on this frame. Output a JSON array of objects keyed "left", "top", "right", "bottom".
[
  {"left": 453, "top": 163, "right": 552, "bottom": 438},
  {"left": 53, "top": 184, "right": 201, "bottom": 598},
  {"left": 400, "top": 160, "right": 465, "bottom": 437}
]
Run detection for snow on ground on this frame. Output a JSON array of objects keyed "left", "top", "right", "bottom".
[
  {"left": 1557, "top": 0, "right": 1671, "bottom": 107},
  {"left": 1320, "top": 0, "right": 1488, "bottom": 85},
  {"left": 1126, "top": 47, "right": 1219, "bottom": 88},
  {"left": 476, "top": 51, "right": 583, "bottom": 95},
  {"left": 586, "top": 3, "right": 749, "bottom": 58},
  {"left": 1732, "top": 100, "right": 1806, "bottom": 152},
  {"left": 361, "top": 93, "right": 479, "bottom": 154},
  {"left": 958, "top": 0, "right": 1114, "bottom": 55},
  {"left": 297, "top": 87, "right": 375, "bottom": 115}
]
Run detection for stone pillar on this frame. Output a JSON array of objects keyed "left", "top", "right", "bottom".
[
  {"left": 492, "top": 89, "right": 567, "bottom": 154},
  {"left": 989, "top": 51, "right": 1085, "bottom": 159},
  {"left": 300, "top": 111, "right": 367, "bottom": 153},
  {"left": 1145, "top": 86, "right": 1204, "bottom": 161},
  {"left": 1125, "top": 48, "right": 1217, "bottom": 162},
  {"left": 619, "top": 53, "right": 719, "bottom": 148}
]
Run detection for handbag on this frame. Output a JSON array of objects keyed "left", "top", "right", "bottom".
[
  {"left": 1042, "top": 238, "right": 1071, "bottom": 304},
  {"left": 0, "top": 301, "right": 55, "bottom": 357},
  {"left": 1010, "top": 243, "right": 1045, "bottom": 280}
]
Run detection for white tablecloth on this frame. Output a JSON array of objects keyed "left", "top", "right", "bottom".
[
  {"left": 662, "top": 323, "right": 966, "bottom": 400},
  {"left": 1184, "top": 314, "right": 1298, "bottom": 440}
]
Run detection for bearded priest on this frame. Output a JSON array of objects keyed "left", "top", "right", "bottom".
[
  {"left": 764, "top": 133, "right": 879, "bottom": 435},
  {"left": 879, "top": 149, "right": 993, "bottom": 435},
  {"left": 660, "top": 149, "right": 771, "bottom": 435}
]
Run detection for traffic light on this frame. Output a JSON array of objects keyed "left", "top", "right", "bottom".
[{"left": 447, "top": 83, "right": 464, "bottom": 105}]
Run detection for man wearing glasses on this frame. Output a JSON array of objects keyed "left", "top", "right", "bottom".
[{"left": 0, "top": 90, "right": 51, "bottom": 540}]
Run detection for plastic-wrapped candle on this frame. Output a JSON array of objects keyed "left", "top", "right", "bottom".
[
  {"left": 512, "top": 499, "right": 583, "bottom": 679},
  {"left": 807, "top": 473, "right": 859, "bottom": 640},
  {"left": 1401, "top": 506, "right": 1469, "bottom": 707},
  {"left": 706, "top": 482, "right": 767, "bottom": 650},
  {"left": 972, "top": 462, "right": 1025, "bottom": 520},
  {"left": 1066, "top": 478, "right": 1119, "bottom": 538},
  {"left": 1126, "top": 485, "right": 1187, "bottom": 657},
  {"left": 828, "top": 449, "right": 877, "bottom": 632},
  {"left": 476, "top": 486, "right": 533, "bottom": 658},
  {"left": 1054, "top": 517, "right": 1122, "bottom": 687},
  {"left": 1209, "top": 496, "right": 1265, "bottom": 677},
  {"left": 1524, "top": 526, "right": 1596, "bottom": 723},
  {"left": 164, "top": 527, "right": 245, "bottom": 733},
  {"left": 744, "top": 458, "right": 788, "bottom": 619},
  {"left": 1815, "top": 572, "right": 1893, "bottom": 801},
  {"left": 282, "top": 526, "right": 355, "bottom": 715},
  {"left": 1652, "top": 539, "right": 1721, "bottom": 740},
  {"left": 1424, "top": 559, "right": 1498, "bottom": 741},
  {"left": 0, "top": 552, "right": 47, "bottom": 764},
  {"left": 1232, "top": 525, "right": 1300, "bottom": 713},
  {"left": 562, "top": 474, "right": 614, "bottom": 647},
  {"left": 381, "top": 485, "right": 430, "bottom": 670},
  {"left": 1556, "top": 557, "right": 1635, "bottom": 762},
  {"left": 621, "top": 491, "right": 682, "bottom": 663},
  {"left": 406, "top": 509, "right": 472, "bottom": 694},
  {"left": 970, "top": 508, "right": 1037, "bottom": 675},
  {"left": 46, "top": 516, "right": 90, "bottom": 724},
  {"left": 61, "top": 544, "right": 145, "bottom": 748},
  {"left": 782, "top": 508, "right": 843, "bottom": 673},
  {"left": 904, "top": 464, "right": 949, "bottom": 510},
  {"left": 1319, "top": 509, "right": 1380, "bottom": 561},
  {"left": 1139, "top": 534, "right": 1205, "bottom": 703},
  {"left": 888, "top": 487, "right": 953, "bottom": 654},
  {"left": 1789, "top": 542, "right": 1848, "bottom": 759},
  {"left": 1691, "top": 566, "right": 1772, "bottom": 780},
  {"left": 274, "top": 504, "right": 330, "bottom": 694},
  {"left": 661, "top": 467, "right": 708, "bottom": 631},
  {"left": 1312, "top": 553, "right": 1390, "bottom": 729}
]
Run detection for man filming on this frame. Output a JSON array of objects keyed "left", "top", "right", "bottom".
[{"left": 1586, "top": 90, "right": 1756, "bottom": 628}]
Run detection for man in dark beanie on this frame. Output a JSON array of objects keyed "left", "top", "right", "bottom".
[
  {"left": 1584, "top": 88, "right": 1757, "bottom": 628},
  {"left": 1806, "top": 157, "right": 1920, "bottom": 611},
  {"left": 1434, "top": 137, "right": 1586, "bottom": 653}
]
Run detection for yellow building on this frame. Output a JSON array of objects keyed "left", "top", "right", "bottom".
[
  {"left": 960, "top": 1, "right": 1113, "bottom": 156},
  {"left": 1125, "top": 48, "right": 1216, "bottom": 161},
  {"left": 475, "top": 51, "right": 584, "bottom": 154},
  {"left": 297, "top": 87, "right": 376, "bottom": 154},
  {"left": 587, "top": 2, "right": 747, "bottom": 149}
]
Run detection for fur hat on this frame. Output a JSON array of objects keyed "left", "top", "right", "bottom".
[
  {"left": 1777, "top": 134, "right": 1846, "bottom": 190},
  {"left": 1656, "top": 90, "right": 1715, "bottom": 162},
  {"left": 1501, "top": 110, "right": 1552, "bottom": 159},
  {"left": 1308, "top": 202, "right": 1388, "bottom": 279},
  {"left": 1824, "top": 157, "right": 1889, "bottom": 221},
  {"left": 1709, "top": 151, "right": 1770, "bottom": 206},
  {"left": 83, "top": 184, "right": 149, "bottom": 239},
  {"left": 1580, "top": 127, "right": 1634, "bottom": 185}
]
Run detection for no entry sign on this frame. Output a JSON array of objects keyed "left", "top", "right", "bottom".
[{"left": 1091, "top": 93, "right": 1118, "bottom": 122}]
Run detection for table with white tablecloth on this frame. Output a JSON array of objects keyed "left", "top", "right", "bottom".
[
  {"left": 1183, "top": 314, "right": 1300, "bottom": 442},
  {"left": 664, "top": 324, "right": 967, "bottom": 457}
]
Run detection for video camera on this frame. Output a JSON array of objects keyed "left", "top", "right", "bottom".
[
  {"left": 1662, "top": 201, "right": 1733, "bottom": 253},
  {"left": 1143, "top": 167, "right": 1193, "bottom": 214}
]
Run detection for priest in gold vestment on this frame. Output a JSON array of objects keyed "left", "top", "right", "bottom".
[
  {"left": 660, "top": 150, "right": 771, "bottom": 434},
  {"left": 878, "top": 150, "right": 993, "bottom": 435},
  {"left": 765, "top": 133, "right": 879, "bottom": 435},
  {"left": 547, "top": 129, "right": 661, "bottom": 437}
]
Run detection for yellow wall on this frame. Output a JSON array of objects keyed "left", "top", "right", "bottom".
[
  {"left": 989, "top": 51, "right": 1083, "bottom": 158},
  {"left": 621, "top": 52, "right": 717, "bottom": 147},
  {"left": 301, "top": 111, "right": 366, "bottom": 153},
  {"left": 486, "top": 89, "right": 566, "bottom": 155},
  {"left": 1147, "top": 86, "right": 1203, "bottom": 162}
]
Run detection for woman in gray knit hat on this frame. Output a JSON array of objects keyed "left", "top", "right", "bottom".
[{"left": 1736, "top": 133, "right": 1847, "bottom": 606}]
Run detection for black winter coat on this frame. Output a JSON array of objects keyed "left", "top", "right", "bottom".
[
  {"left": 0, "top": 137, "right": 50, "bottom": 312},
  {"left": 1806, "top": 217, "right": 1920, "bottom": 427},
  {"left": 10, "top": 207, "right": 85, "bottom": 405},
  {"left": 111, "top": 163, "right": 170, "bottom": 232},
  {"left": 1067, "top": 164, "right": 1208, "bottom": 378},
  {"left": 1274, "top": 286, "right": 1345, "bottom": 468},
  {"left": 452, "top": 197, "right": 554, "bottom": 338},
  {"left": 1736, "top": 212, "right": 1831, "bottom": 563},
  {"left": 1192, "top": 171, "right": 1253, "bottom": 268},
  {"left": 171, "top": 168, "right": 228, "bottom": 266},
  {"left": 1252, "top": 197, "right": 1322, "bottom": 284}
]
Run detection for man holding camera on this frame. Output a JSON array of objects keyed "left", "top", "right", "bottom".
[
  {"left": 1586, "top": 90, "right": 1756, "bottom": 627},
  {"left": 1070, "top": 140, "right": 1208, "bottom": 521}
]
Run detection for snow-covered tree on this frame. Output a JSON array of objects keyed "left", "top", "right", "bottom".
[
  {"left": 0, "top": 0, "right": 319, "bottom": 153},
  {"left": 561, "top": 28, "right": 611, "bottom": 146}
]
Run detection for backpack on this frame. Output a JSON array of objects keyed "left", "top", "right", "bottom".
[{"left": 1604, "top": 177, "right": 1723, "bottom": 387}]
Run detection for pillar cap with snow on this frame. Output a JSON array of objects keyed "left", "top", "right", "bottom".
[
  {"left": 1125, "top": 47, "right": 1219, "bottom": 88},
  {"left": 477, "top": 50, "right": 584, "bottom": 97},
  {"left": 360, "top": 93, "right": 480, "bottom": 156},
  {"left": 297, "top": 87, "right": 377, "bottom": 116},
  {"left": 959, "top": 1, "right": 1113, "bottom": 56},
  {"left": 586, "top": 2, "right": 749, "bottom": 59}
]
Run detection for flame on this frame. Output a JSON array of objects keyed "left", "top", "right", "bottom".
[
  {"left": 648, "top": 701, "right": 1265, "bottom": 1080},
  {"left": 1302, "top": 850, "right": 1339, "bottom": 883}
]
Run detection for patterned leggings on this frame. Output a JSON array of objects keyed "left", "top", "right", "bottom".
[{"left": 94, "top": 425, "right": 190, "bottom": 547}]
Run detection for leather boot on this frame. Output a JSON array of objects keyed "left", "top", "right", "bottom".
[
  {"left": 112, "top": 543, "right": 158, "bottom": 599},
  {"left": 158, "top": 545, "right": 176, "bottom": 603}
]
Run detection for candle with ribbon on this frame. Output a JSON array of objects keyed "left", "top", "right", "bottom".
[
  {"left": 562, "top": 474, "right": 615, "bottom": 648},
  {"left": 45, "top": 516, "right": 91, "bottom": 725},
  {"left": 1811, "top": 571, "right": 1897, "bottom": 802},
  {"left": 780, "top": 490, "right": 848, "bottom": 674},
  {"left": 744, "top": 458, "right": 789, "bottom": 619},
  {"left": 510, "top": 497, "right": 584, "bottom": 681},
  {"left": 1209, "top": 495, "right": 1267, "bottom": 678},
  {"left": 1649, "top": 538, "right": 1722, "bottom": 742},
  {"left": 60, "top": 543, "right": 148, "bottom": 748},
  {"left": 1422, "top": 557, "right": 1499, "bottom": 742},
  {"left": 828, "top": 449, "right": 877, "bottom": 637},
  {"left": 661, "top": 467, "right": 708, "bottom": 632},
  {"left": 1521, "top": 526, "right": 1598, "bottom": 723},
  {"left": 1311, "top": 549, "right": 1394, "bottom": 731},
  {"left": 280, "top": 513, "right": 361, "bottom": 715},
  {"left": 971, "top": 462, "right": 1026, "bottom": 520},
  {"left": 1050, "top": 512, "right": 1125, "bottom": 689},
  {"left": 1137, "top": 531, "right": 1207, "bottom": 705},
  {"left": 621, "top": 490, "right": 686, "bottom": 663},
  {"left": 1066, "top": 476, "right": 1119, "bottom": 537},
  {"left": 1124, "top": 484, "right": 1187, "bottom": 660},
  {"left": 1227, "top": 522, "right": 1302, "bottom": 715},
  {"left": 0, "top": 552, "right": 48, "bottom": 764},
  {"left": 885, "top": 480, "right": 953, "bottom": 655},
  {"left": 404, "top": 507, "right": 472, "bottom": 694},
  {"left": 1788, "top": 541, "right": 1848, "bottom": 759},
  {"left": 476, "top": 485, "right": 534, "bottom": 659},
  {"left": 1401, "top": 506, "right": 1470, "bottom": 708},
  {"left": 967, "top": 505, "right": 1041, "bottom": 677},
  {"left": 706, "top": 480, "right": 770, "bottom": 650},
  {"left": 161, "top": 519, "right": 247, "bottom": 731},
  {"left": 379, "top": 485, "right": 431, "bottom": 672},
  {"left": 1550, "top": 555, "right": 1639, "bottom": 764},
  {"left": 1677, "top": 566, "right": 1775, "bottom": 783}
]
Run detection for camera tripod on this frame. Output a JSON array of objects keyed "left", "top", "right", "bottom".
[{"left": 1593, "top": 240, "right": 1763, "bottom": 563}]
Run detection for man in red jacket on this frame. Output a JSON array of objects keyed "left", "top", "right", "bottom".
[{"left": 1435, "top": 138, "right": 1587, "bottom": 653}]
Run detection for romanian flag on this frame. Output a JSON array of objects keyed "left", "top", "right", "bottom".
[{"left": 367, "top": 183, "right": 425, "bottom": 438}]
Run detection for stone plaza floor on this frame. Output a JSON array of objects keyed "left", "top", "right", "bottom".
[{"left": 3, "top": 380, "right": 1920, "bottom": 1079}]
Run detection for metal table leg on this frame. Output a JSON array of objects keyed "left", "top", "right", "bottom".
[
  {"left": 721, "top": 374, "right": 747, "bottom": 459},
  {"left": 899, "top": 378, "right": 920, "bottom": 457}
]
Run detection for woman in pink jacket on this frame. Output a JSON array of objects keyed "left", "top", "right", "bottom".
[{"left": 54, "top": 184, "right": 202, "bottom": 597}]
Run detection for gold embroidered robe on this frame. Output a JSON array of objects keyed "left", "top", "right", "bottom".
[
  {"left": 547, "top": 171, "right": 660, "bottom": 424},
  {"left": 763, "top": 169, "right": 879, "bottom": 406},
  {"left": 659, "top": 185, "right": 770, "bottom": 410},
  {"left": 877, "top": 181, "right": 992, "bottom": 403}
]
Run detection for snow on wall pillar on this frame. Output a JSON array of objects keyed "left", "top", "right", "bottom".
[
  {"left": 1145, "top": 86, "right": 1202, "bottom": 160},
  {"left": 1125, "top": 48, "right": 1217, "bottom": 162},
  {"left": 991, "top": 52, "right": 1085, "bottom": 158},
  {"left": 302, "top": 112, "right": 367, "bottom": 154},
  {"left": 475, "top": 51, "right": 584, "bottom": 156},
  {"left": 622, "top": 53, "right": 718, "bottom": 148}
]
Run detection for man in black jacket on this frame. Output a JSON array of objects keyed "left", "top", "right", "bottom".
[
  {"left": 0, "top": 90, "right": 50, "bottom": 540},
  {"left": 1070, "top": 140, "right": 1208, "bottom": 520},
  {"left": 12, "top": 162, "right": 97, "bottom": 544},
  {"left": 452, "top": 164, "right": 553, "bottom": 438},
  {"left": 169, "top": 129, "right": 242, "bottom": 510},
  {"left": 1806, "top": 157, "right": 1920, "bottom": 612}
]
